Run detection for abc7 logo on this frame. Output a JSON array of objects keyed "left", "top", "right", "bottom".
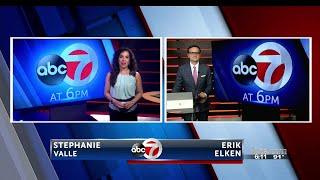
[
  {"left": 131, "top": 138, "right": 162, "bottom": 160},
  {"left": 36, "top": 43, "right": 98, "bottom": 86},
  {"left": 36, "top": 55, "right": 67, "bottom": 85},
  {"left": 232, "top": 42, "right": 293, "bottom": 91}
]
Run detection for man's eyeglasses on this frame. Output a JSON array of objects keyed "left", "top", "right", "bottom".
[{"left": 188, "top": 51, "right": 201, "bottom": 55}]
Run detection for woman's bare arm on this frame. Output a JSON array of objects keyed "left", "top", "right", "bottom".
[
  {"left": 104, "top": 72, "right": 124, "bottom": 108},
  {"left": 124, "top": 72, "right": 143, "bottom": 109}
]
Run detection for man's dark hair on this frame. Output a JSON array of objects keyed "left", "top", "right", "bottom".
[{"left": 187, "top": 45, "right": 201, "bottom": 53}]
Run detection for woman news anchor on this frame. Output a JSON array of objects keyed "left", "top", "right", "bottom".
[{"left": 104, "top": 47, "right": 143, "bottom": 121}]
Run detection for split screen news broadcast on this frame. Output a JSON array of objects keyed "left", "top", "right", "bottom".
[
  {"left": 11, "top": 37, "right": 310, "bottom": 122},
  {"left": 1, "top": 6, "right": 318, "bottom": 180}
]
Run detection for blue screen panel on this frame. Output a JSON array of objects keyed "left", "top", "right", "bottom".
[
  {"left": 13, "top": 39, "right": 111, "bottom": 109},
  {"left": 213, "top": 39, "right": 309, "bottom": 108}
]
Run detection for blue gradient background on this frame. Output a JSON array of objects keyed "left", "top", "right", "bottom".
[{"left": 0, "top": 6, "right": 305, "bottom": 180}]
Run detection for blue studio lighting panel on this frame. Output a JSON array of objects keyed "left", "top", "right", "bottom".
[
  {"left": 213, "top": 39, "right": 310, "bottom": 109},
  {"left": 13, "top": 38, "right": 111, "bottom": 110}
]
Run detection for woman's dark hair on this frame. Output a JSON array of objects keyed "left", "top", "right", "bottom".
[{"left": 110, "top": 47, "right": 138, "bottom": 87}]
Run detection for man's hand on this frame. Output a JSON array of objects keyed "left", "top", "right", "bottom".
[
  {"left": 198, "top": 92, "right": 207, "bottom": 104},
  {"left": 198, "top": 92, "right": 207, "bottom": 99}
]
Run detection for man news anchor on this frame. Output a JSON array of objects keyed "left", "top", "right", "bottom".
[{"left": 172, "top": 45, "right": 213, "bottom": 121}]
